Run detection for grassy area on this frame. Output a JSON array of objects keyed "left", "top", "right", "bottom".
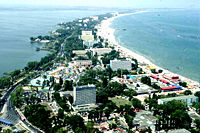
[{"left": 109, "top": 97, "right": 131, "bottom": 107}]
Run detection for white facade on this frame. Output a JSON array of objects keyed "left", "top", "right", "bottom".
[
  {"left": 110, "top": 59, "right": 132, "bottom": 71},
  {"left": 158, "top": 95, "right": 198, "bottom": 107},
  {"left": 91, "top": 48, "right": 112, "bottom": 56}
]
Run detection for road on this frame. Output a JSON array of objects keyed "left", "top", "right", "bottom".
[{"left": 0, "top": 83, "right": 42, "bottom": 133}]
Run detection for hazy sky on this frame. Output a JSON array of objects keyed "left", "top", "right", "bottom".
[{"left": 1, "top": 0, "right": 200, "bottom": 8}]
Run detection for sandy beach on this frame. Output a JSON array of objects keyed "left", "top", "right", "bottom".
[{"left": 97, "top": 11, "right": 199, "bottom": 90}]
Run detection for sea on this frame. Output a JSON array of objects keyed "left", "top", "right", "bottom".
[
  {"left": 0, "top": 6, "right": 109, "bottom": 77},
  {"left": 111, "top": 9, "right": 200, "bottom": 82}
]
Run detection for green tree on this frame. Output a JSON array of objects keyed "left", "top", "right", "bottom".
[
  {"left": 179, "top": 81, "right": 187, "bottom": 87},
  {"left": 64, "top": 80, "right": 73, "bottom": 91},
  {"left": 141, "top": 76, "right": 151, "bottom": 86},
  {"left": 53, "top": 83, "right": 62, "bottom": 91},
  {"left": 66, "top": 115, "right": 86, "bottom": 132},
  {"left": 194, "top": 119, "right": 200, "bottom": 129},
  {"left": 195, "top": 91, "right": 200, "bottom": 99},
  {"left": 24, "top": 104, "right": 52, "bottom": 132},
  {"left": 184, "top": 90, "right": 192, "bottom": 95},
  {"left": 131, "top": 98, "right": 143, "bottom": 109},
  {"left": 123, "top": 89, "right": 137, "bottom": 98}
]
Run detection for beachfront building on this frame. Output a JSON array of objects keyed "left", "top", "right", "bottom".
[
  {"left": 127, "top": 82, "right": 158, "bottom": 94},
  {"left": 90, "top": 48, "right": 112, "bottom": 56},
  {"left": 162, "top": 73, "right": 179, "bottom": 80},
  {"left": 110, "top": 59, "right": 132, "bottom": 71},
  {"left": 74, "top": 60, "right": 92, "bottom": 66},
  {"left": 158, "top": 95, "right": 198, "bottom": 107},
  {"left": 81, "top": 31, "right": 94, "bottom": 41},
  {"left": 73, "top": 85, "right": 96, "bottom": 111}
]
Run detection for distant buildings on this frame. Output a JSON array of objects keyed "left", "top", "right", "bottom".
[
  {"left": 90, "top": 16, "right": 99, "bottom": 21},
  {"left": 110, "top": 59, "right": 132, "bottom": 71},
  {"left": 73, "top": 85, "right": 96, "bottom": 111},
  {"left": 158, "top": 95, "right": 198, "bottom": 107},
  {"left": 74, "top": 60, "right": 92, "bottom": 66},
  {"left": 90, "top": 48, "right": 112, "bottom": 56}
]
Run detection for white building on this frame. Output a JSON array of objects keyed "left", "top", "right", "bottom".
[
  {"left": 90, "top": 48, "right": 112, "bottom": 56},
  {"left": 73, "top": 85, "right": 96, "bottom": 106},
  {"left": 158, "top": 95, "right": 198, "bottom": 107},
  {"left": 110, "top": 59, "right": 132, "bottom": 71},
  {"left": 72, "top": 50, "right": 87, "bottom": 56}
]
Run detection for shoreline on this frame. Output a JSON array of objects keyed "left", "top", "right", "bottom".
[{"left": 97, "top": 11, "right": 199, "bottom": 88}]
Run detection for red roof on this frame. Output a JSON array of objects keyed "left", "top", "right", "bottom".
[
  {"left": 100, "top": 127, "right": 107, "bottom": 130},
  {"left": 150, "top": 75, "right": 159, "bottom": 79},
  {"left": 161, "top": 86, "right": 177, "bottom": 90},
  {"left": 159, "top": 79, "right": 169, "bottom": 84}
]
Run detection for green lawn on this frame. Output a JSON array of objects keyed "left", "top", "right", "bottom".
[{"left": 109, "top": 97, "right": 132, "bottom": 107}]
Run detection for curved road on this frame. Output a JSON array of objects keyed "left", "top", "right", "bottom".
[{"left": 0, "top": 83, "right": 42, "bottom": 133}]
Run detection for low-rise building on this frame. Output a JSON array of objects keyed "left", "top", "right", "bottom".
[
  {"left": 110, "top": 59, "right": 132, "bottom": 71},
  {"left": 133, "top": 111, "right": 157, "bottom": 132},
  {"left": 72, "top": 50, "right": 87, "bottom": 56},
  {"left": 90, "top": 48, "right": 112, "bottom": 56},
  {"left": 158, "top": 95, "right": 198, "bottom": 107}
]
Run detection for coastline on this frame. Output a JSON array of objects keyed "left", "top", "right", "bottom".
[{"left": 97, "top": 11, "right": 199, "bottom": 88}]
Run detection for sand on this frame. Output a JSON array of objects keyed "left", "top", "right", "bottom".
[{"left": 96, "top": 11, "right": 199, "bottom": 90}]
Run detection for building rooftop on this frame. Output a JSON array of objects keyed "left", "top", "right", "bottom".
[
  {"left": 159, "top": 95, "right": 197, "bottom": 102},
  {"left": 168, "top": 129, "right": 191, "bottom": 133}
]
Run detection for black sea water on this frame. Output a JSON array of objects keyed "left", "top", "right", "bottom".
[{"left": 111, "top": 9, "right": 200, "bottom": 81}]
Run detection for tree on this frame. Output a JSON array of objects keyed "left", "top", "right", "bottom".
[
  {"left": 86, "top": 51, "right": 92, "bottom": 59},
  {"left": 64, "top": 80, "right": 73, "bottom": 91},
  {"left": 59, "top": 77, "right": 63, "bottom": 85},
  {"left": 53, "top": 83, "right": 61, "bottom": 91},
  {"left": 58, "top": 108, "right": 64, "bottom": 119},
  {"left": 194, "top": 119, "right": 200, "bottom": 129},
  {"left": 104, "top": 108, "right": 112, "bottom": 120},
  {"left": 0, "top": 76, "right": 12, "bottom": 89},
  {"left": 141, "top": 76, "right": 151, "bottom": 86},
  {"left": 179, "top": 81, "right": 187, "bottom": 87},
  {"left": 131, "top": 98, "right": 143, "bottom": 109},
  {"left": 195, "top": 91, "right": 200, "bottom": 99},
  {"left": 171, "top": 109, "right": 192, "bottom": 129},
  {"left": 24, "top": 104, "right": 52, "bottom": 132},
  {"left": 184, "top": 90, "right": 192, "bottom": 95},
  {"left": 123, "top": 89, "right": 137, "bottom": 98},
  {"left": 11, "top": 85, "right": 24, "bottom": 108},
  {"left": 66, "top": 115, "right": 86, "bottom": 132}
]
